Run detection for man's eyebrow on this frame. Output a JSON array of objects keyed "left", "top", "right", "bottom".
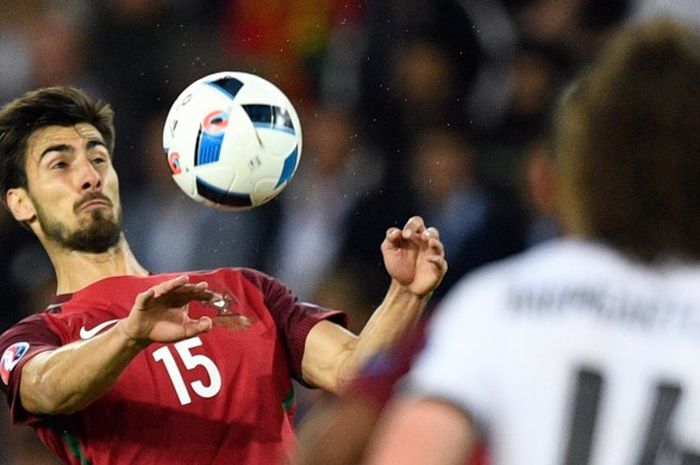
[
  {"left": 38, "top": 138, "right": 108, "bottom": 162},
  {"left": 86, "top": 139, "right": 107, "bottom": 150},
  {"left": 39, "top": 144, "right": 73, "bottom": 161}
]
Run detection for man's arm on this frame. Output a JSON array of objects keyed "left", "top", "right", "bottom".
[
  {"left": 20, "top": 322, "right": 146, "bottom": 414},
  {"left": 19, "top": 276, "right": 215, "bottom": 415},
  {"left": 294, "top": 323, "right": 426, "bottom": 465},
  {"left": 301, "top": 216, "right": 446, "bottom": 393},
  {"left": 363, "top": 396, "right": 476, "bottom": 465},
  {"left": 301, "top": 282, "right": 427, "bottom": 392}
]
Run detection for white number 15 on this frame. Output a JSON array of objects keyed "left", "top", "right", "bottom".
[{"left": 152, "top": 337, "right": 222, "bottom": 405}]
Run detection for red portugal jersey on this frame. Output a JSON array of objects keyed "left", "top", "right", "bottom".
[{"left": 0, "top": 268, "right": 346, "bottom": 465}]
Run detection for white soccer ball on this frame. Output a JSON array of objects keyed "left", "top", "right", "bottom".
[{"left": 162, "top": 71, "right": 302, "bottom": 210}]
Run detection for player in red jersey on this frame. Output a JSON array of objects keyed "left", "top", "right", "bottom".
[{"left": 0, "top": 86, "right": 447, "bottom": 465}]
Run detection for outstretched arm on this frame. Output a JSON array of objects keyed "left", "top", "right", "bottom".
[
  {"left": 20, "top": 276, "right": 215, "bottom": 415},
  {"left": 301, "top": 216, "right": 447, "bottom": 393}
]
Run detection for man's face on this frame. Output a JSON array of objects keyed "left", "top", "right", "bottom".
[{"left": 18, "top": 123, "right": 122, "bottom": 253}]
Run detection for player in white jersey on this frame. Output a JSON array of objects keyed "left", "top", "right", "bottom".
[{"left": 363, "top": 19, "right": 700, "bottom": 465}]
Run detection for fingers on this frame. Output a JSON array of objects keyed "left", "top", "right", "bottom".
[
  {"left": 184, "top": 316, "right": 213, "bottom": 338},
  {"left": 385, "top": 217, "right": 442, "bottom": 248},
  {"left": 153, "top": 275, "right": 190, "bottom": 298},
  {"left": 427, "top": 237, "right": 444, "bottom": 258},
  {"left": 423, "top": 226, "right": 440, "bottom": 240},
  {"left": 384, "top": 216, "right": 426, "bottom": 245},
  {"left": 156, "top": 275, "right": 211, "bottom": 297},
  {"left": 139, "top": 275, "right": 190, "bottom": 303},
  {"left": 386, "top": 227, "right": 402, "bottom": 244},
  {"left": 427, "top": 246, "right": 448, "bottom": 273},
  {"left": 137, "top": 276, "right": 216, "bottom": 310},
  {"left": 401, "top": 216, "right": 426, "bottom": 240},
  {"left": 424, "top": 228, "right": 447, "bottom": 272}
]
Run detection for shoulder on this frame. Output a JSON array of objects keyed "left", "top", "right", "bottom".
[
  {"left": 0, "top": 313, "right": 52, "bottom": 341},
  {"left": 434, "top": 239, "right": 623, "bottom": 322},
  {"left": 190, "top": 267, "right": 281, "bottom": 288},
  {"left": 196, "top": 268, "right": 295, "bottom": 304},
  {"left": 0, "top": 313, "right": 60, "bottom": 387},
  {"left": 236, "top": 267, "right": 282, "bottom": 289},
  {"left": 457, "top": 238, "right": 627, "bottom": 288}
]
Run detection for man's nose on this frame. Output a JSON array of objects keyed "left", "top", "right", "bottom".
[{"left": 78, "top": 159, "right": 102, "bottom": 191}]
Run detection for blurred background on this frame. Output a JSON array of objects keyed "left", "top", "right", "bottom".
[{"left": 1, "top": 0, "right": 698, "bottom": 463}]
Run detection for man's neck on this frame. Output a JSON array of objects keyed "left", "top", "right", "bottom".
[{"left": 47, "top": 235, "right": 150, "bottom": 294}]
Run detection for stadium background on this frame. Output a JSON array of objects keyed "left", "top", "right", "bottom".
[{"left": 0, "top": 1, "right": 696, "bottom": 462}]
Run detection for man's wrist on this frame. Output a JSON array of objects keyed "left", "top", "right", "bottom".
[
  {"left": 115, "top": 320, "right": 151, "bottom": 351},
  {"left": 389, "top": 279, "right": 430, "bottom": 303}
]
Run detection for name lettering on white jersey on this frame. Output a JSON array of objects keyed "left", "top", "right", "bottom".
[
  {"left": 507, "top": 284, "right": 700, "bottom": 334},
  {"left": 406, "top": 240, "right": 700, "bottom": 465}
]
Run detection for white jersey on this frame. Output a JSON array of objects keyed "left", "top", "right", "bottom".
[{"left": 406, "top": 238, "right": 700, "bottom": 465}]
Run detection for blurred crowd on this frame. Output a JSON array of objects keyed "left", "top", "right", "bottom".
[{"left": 1, "top": 0, "right": 698, "bottom": 463}]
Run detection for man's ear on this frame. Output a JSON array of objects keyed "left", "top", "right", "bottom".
[{"left": 6, "top": 187, "right": 36, "bottom": 222}]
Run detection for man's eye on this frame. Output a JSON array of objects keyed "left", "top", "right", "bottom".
[
  {"left": 51, "top": 161, "right": 68, "bottom": 169},
  {"left": 92, "top": 157, "right": 106, "bottom": 164}
]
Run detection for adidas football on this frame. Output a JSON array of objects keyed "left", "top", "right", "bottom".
[{"left": 162, "top": 71, "right": 302, "bottom": 210}]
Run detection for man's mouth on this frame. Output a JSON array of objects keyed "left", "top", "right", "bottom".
[{"left": 77, "top": 197, "right": 112, "bottom": 212}]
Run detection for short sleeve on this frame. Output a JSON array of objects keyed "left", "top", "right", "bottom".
[
  {"left": 0, "top": 313, "right": 62, "bottom": 424},
  {"left": 401, "top": 271, "right": 503, "bottom": 431},
  {"left": 239, "top": 268, "right": 347, "bottom": 380}
]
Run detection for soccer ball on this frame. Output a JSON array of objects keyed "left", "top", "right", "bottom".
[{"left": 162, "top": 71, "right": 302, "bottom": 210}]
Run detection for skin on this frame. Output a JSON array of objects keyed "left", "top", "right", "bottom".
[
  {"left": 4, "top": 123, "right": 448, "bottom": 415},
  {"left": 303, "top": 219, "right": 446, "bottom": 390},
  {"left": 363, "top": 397, "right": 476, "bottom": 465},
  {"left": 294, "top": 396, "right": 380, "bottom": 465},
  {"left": 7, "top": 123, "right": 149, "bottom": 292}
]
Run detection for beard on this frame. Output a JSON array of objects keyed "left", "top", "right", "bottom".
[{"left": 33, "top": 195, "right": 123, "bottom": 254}]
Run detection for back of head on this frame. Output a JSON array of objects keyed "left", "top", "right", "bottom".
[
  {"left": 0, "top": 86, "right": 114, "bottom": 203},
  {"left": 557, "top": 20, "right": 700, "bottom": 262}
]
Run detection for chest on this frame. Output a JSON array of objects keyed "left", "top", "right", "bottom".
[{"left": 53, "top": 291, "right": 293, "bottom": 418}]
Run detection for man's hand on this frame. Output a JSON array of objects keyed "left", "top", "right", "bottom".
[
  {"left": 381, "top": 216, "right": 447, "bottom": 297},
  {"left": 119, "top": 275, "right": 216, "bottom": 345}
]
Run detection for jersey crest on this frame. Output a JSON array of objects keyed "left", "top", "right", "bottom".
[{"left": 205, "top": 291, "right": 256, "bottom": 331}]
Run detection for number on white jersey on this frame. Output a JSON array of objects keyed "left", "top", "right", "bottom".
[{"left": 563, "top": 367, "right": 700, "bottom": 465}]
